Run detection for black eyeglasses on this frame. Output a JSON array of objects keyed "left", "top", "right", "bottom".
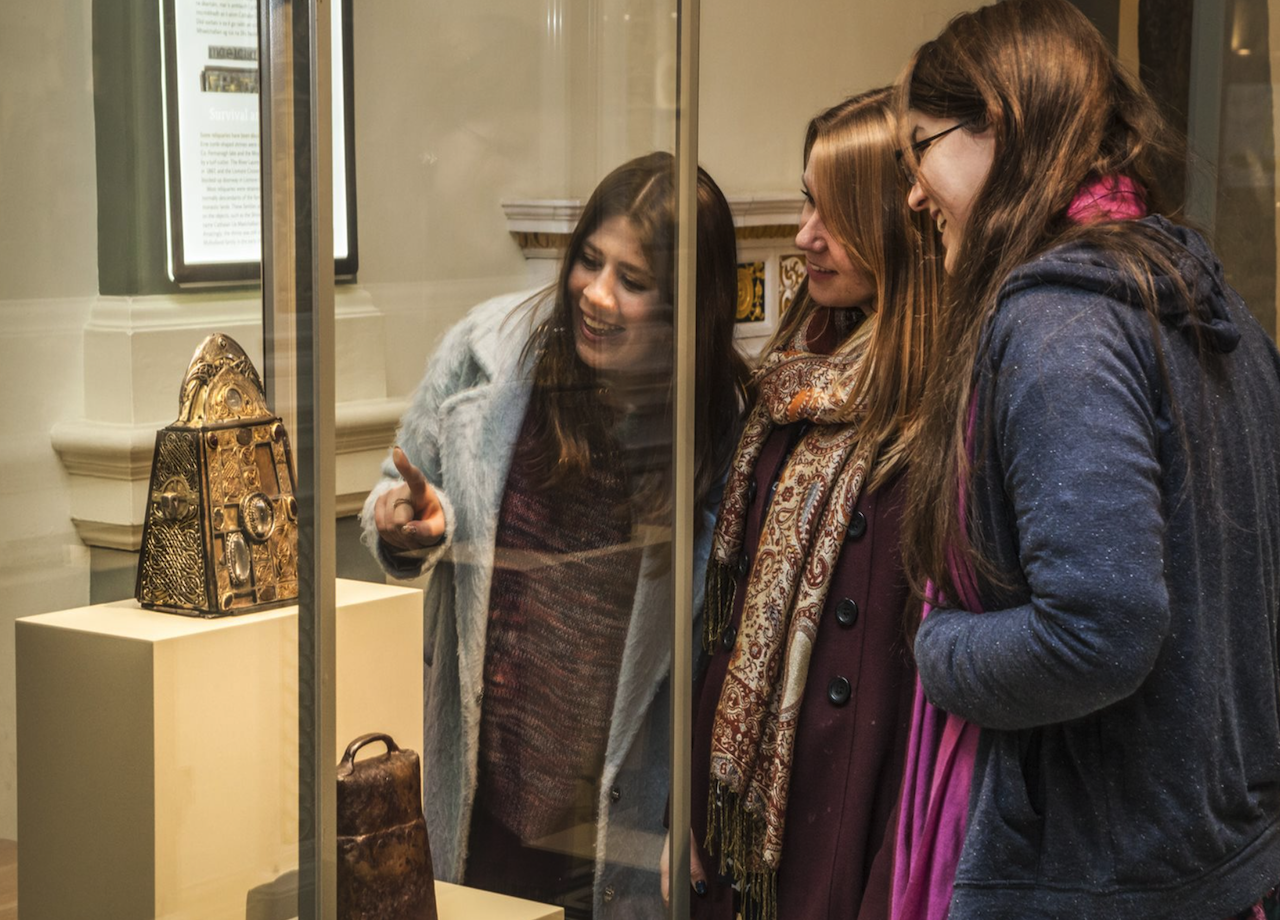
[{"left": 895, "top": 120, "right": 973, "bottom": 184}]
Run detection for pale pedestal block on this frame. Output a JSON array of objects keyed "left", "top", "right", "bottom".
[
  {"left": 435, "top": 881, "right": 564, "bottom": 920},
  {"left": 267, "top": 882, "right": 565, "bottom": 920},
  {"left": 16, "top": 578, "right": 424, "bottom": 920}
]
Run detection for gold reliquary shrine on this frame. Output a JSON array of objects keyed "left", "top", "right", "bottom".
[{"left": 136, "top": 333, "right": 299, "bottom": 617}]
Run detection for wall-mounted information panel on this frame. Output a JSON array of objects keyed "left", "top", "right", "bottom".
[{"left": 160, "top": 0, "right": 358, "bottom": 284}]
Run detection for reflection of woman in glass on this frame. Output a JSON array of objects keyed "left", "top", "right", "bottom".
[
  {"left": 893, "top": 2, "right": 1280, "bottom": 919},
  {"left": 680, "top": 88, "right": 939, "bottom": 920},
  {"left": 361, "top": 151, "right": 748, "bottom": 918}
]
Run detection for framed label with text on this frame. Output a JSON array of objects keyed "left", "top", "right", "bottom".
[{"left": 160, "top": 0, "right": 358, "bottom": 284}]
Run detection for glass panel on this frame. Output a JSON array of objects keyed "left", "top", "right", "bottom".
[
  {"left": 3, "top": 0, "right": 309, "bottom": 915},
  {"left": 8, "top": 1, "right": 1280, "bottom": 919},
  {"left": 341, "top": 1, "right": 700, "bottom": 918},
  {"left": 257, "top": 0, "right": 338, "bottom": 915}
]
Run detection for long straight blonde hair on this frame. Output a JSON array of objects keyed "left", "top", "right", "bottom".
[{"left": 767, "top": 87, "right": 942, "bottom": 491}]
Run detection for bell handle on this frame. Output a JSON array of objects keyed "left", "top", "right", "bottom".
[{"left": 337, "top": 732, "right": 400, "bottom": 774}]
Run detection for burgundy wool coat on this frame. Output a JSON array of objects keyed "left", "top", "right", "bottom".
[{"left": 690, "top": 422, "right": 916, "bottom": 920}]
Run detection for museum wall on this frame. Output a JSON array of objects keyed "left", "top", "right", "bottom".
[
  {"left": 354, "top": 0, "right": 977, "bottom": 398},
  {"left": 0, "top": 0, "right": 99, "bottom": 840},
  {"left": 698, "top": 0, "right": 970, "bottom": 192},
  {"left": 351, "top": 0, "right": 678, "bottom": 399}
]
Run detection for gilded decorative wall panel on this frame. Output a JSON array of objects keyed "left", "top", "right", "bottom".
[
  {"left": 737, "top": 261, "right": 766, "bottom": 322},
  {"left": 780, "top": 254, "right": 806, "bottom": 314}
]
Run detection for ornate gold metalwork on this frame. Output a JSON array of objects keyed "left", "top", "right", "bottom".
[
  {"left": 136, "top": 333, "right": 300, "bottom": 617},
  {"left": 736, "top": 261, "right": 766, "bottom": 323},
  {"left": 780, "top": 253, "right": 807, "bottom": 314},
  {"left": 735, "top": 224, "right": 799, "bottom": 241},
  {"left": 511, "top": 231, "right": 572, "bottom": 254}
]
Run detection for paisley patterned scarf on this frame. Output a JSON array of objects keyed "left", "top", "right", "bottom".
[{"left": 703, "top": 308, "right": 871, "bottom": 920}]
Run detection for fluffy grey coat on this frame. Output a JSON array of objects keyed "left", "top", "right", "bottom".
[{"left": 362, "top": 291, "right": 714, "bottom": 918}]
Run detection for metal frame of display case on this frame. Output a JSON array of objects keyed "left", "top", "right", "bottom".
[
  {"left": 258, "top": 0, "right": 337, "bottom": 914},
  {"left": 670, "top": 0, "right": 700, "bottom": 916}
]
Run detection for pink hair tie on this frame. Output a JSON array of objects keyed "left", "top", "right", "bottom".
[{"left": 1067, "top": 175, "right": 1147, "bottom": 223}]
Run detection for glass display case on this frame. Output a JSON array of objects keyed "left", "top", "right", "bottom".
[{"left": 2, "top": 0, "right": 1278, "bottom": 918}]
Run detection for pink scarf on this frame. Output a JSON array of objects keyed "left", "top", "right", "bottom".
[
  {"left": 1066, "top": 174, "right": 1147, "bottom": 223},
  {"left": 890, "top": 400, "right": 984, "bottom": 920},
  {"left": 890, "top": 175, "right": 1147, "bottom": 920}
]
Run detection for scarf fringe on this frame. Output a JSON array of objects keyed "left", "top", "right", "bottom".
[
  {"left": 701, "top": 559, "right": 738, "bottom": 651},
  {"left": 706, "top": 780, "right": 779, "bottom": 920}
]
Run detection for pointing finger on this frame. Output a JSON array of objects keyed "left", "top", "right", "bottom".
[{"left": 392, "top": 446, "right": 431, "bottom": 512}]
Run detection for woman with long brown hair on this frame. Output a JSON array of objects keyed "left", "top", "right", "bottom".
[
  {"left": 674, "top": 87, "right": 940, "bottom": 920},
  {"left": 362, "top": 151, "right": 749, "bottom": 919},
  {"left": 894, "top": 2, "right": 1280, "bottom": 919}
]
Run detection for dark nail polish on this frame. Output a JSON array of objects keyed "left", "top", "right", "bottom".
[{"left": 695, "top": 880, "right": 707, "bottom": 897}]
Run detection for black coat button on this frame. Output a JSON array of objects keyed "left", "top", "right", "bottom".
[
  {"left": 835, "top": 598, "right": 859, "bottom": 628},
  {"left": 610, "top": 785, "right": 622, "bottom": 803},
  {"left": 721, "top": 624, "right": 738, "bottom": 652},
  {"left": 828, "top": 676, "right": 852, "bottom": 706},
  {"left": 846, "top": 511, "right": 867, "bottom": 540},
  {"left": 748, "top": 479, "right": 758, "bottom": 503},
  {"left": 736, "top": 553, "right": 750, "bottom": 580}
]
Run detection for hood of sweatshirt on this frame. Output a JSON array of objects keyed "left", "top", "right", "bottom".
[{"left": 998, "top": 214, "right": 1242, "bottom": 354}]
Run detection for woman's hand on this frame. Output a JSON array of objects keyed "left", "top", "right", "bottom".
[
  {"left": 660, "top": 829, "right": 708, "bottom": 908},
  {"left": 372, "top": 446, "right": 446, "bottom": 553}
]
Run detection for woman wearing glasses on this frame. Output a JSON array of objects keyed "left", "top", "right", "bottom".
[
  {"left": 363, "top": 152, "right": 749, "bottom": 919},
  {"left": 893, "top": 2, "right": 1280, "bottom": 919},
  {"left": 672, "top": 87, "right": 940, "bottom": 920}
]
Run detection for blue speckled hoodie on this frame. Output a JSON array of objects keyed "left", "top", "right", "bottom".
[{"left": 914, "top": 216, "right": 1280, "bottom": 919}]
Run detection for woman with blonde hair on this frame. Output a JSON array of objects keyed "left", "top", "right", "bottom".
[
  {"left": 676, "top": 86, "right": 940, "bottom": 920},
  {"left": 894, "top": 2, "right": 1280, "bottom": 918}
]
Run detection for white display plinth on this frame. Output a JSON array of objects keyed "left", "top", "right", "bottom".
[
  {"left": 16, "top": 578, "right": 424, "bottom": 920},
  {"left": 435, "top": 881, "right": 564, "bottom": 920}
]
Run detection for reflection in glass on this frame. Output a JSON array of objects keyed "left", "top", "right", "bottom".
[{"left": 361, "top": 152, "right": 747, "bottom": 917}]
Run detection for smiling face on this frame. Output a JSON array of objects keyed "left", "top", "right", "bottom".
[
  {"left": 795, "top": 160, "right": 875, "bottom": 309},
  {"left": 904, "top": 112, "right": 996, "bottom": 273},
  {"left": 568, "top": 215, "right": 670, "bottom": 377}
]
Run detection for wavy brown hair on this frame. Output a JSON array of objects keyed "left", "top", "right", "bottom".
[
  {"left": 521, "top": 151, "right": 750, "bottom": 520},
  {"left": 898, "top": 0, "right": 1199, "bottom": 623},
  {"left": 766, "top": 87, "right": 942, "bottom": 492}
]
